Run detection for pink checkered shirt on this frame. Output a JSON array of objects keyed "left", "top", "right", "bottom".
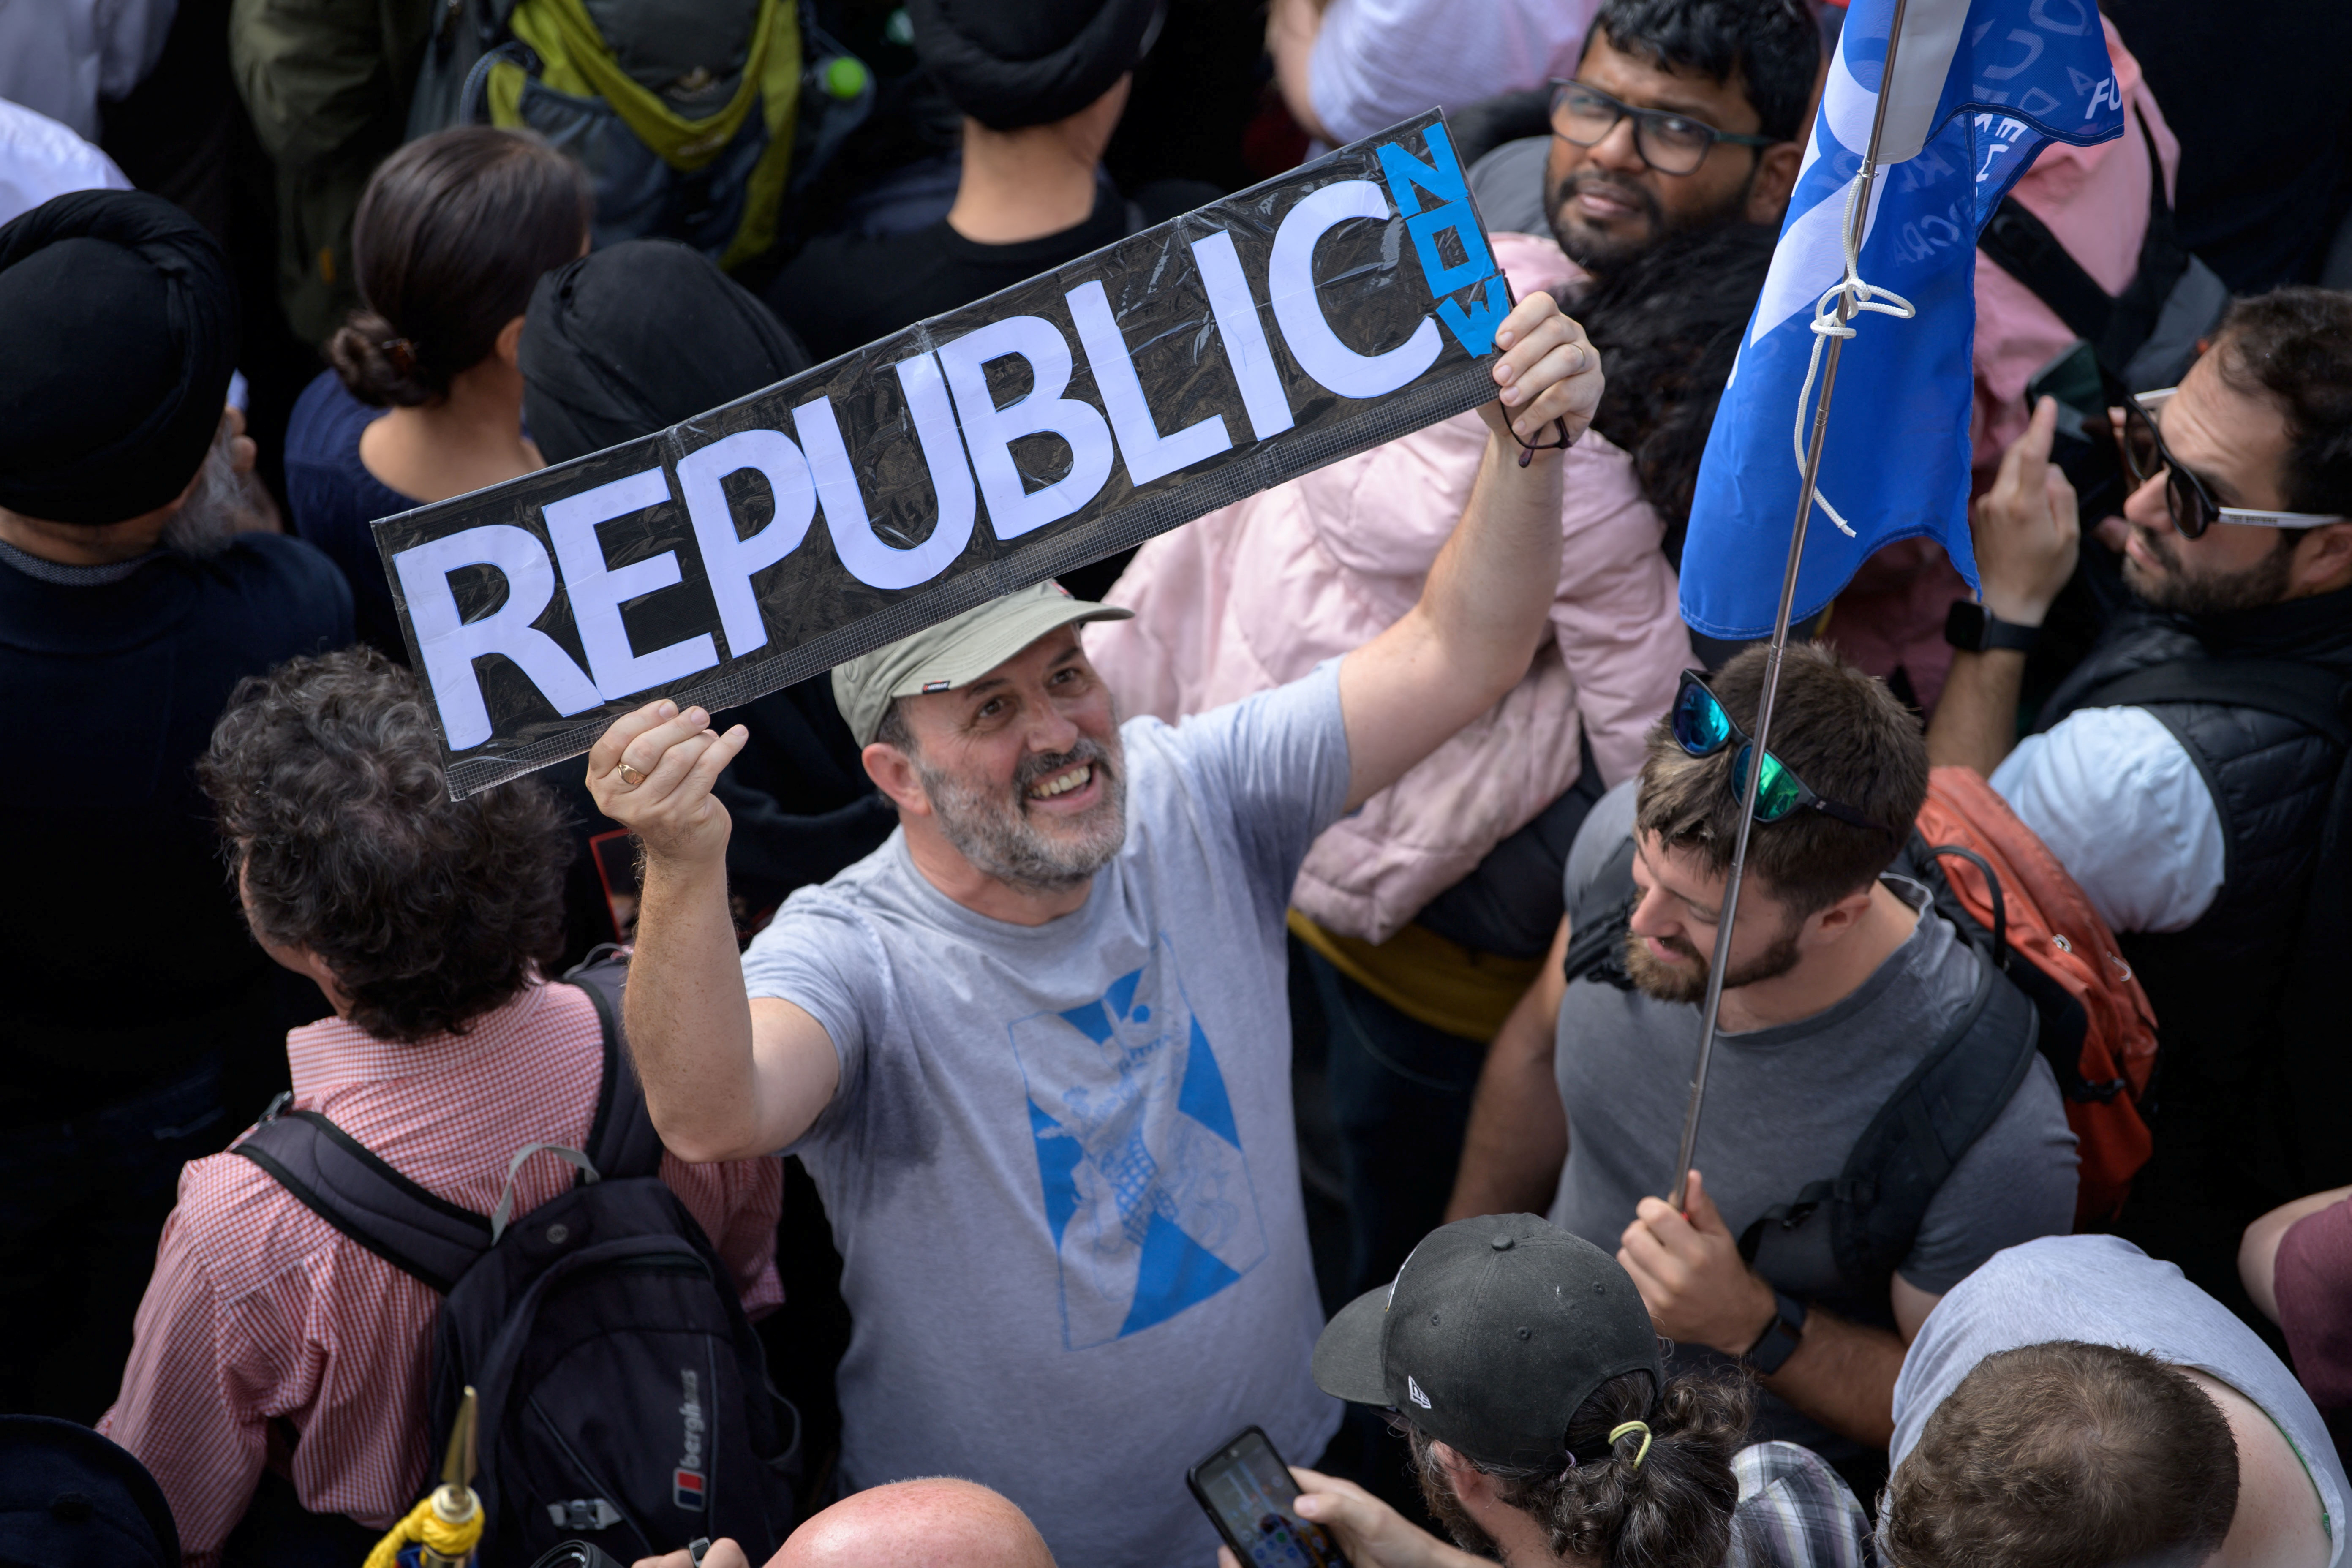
[{"left": 98, "top": 980, "right": 783, "bottom": 1565}]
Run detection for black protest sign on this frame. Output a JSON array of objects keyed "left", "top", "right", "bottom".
[{"left": 376, "top": 109, "right": 1511, "bottom": 794}]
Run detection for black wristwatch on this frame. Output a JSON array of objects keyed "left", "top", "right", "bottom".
[
  {"left": 1944, "top": 599, "right": 2042, "bottom": 656},
  {"left": 1743, "top": 1290, "right": 1808, "bottom": 1376}
]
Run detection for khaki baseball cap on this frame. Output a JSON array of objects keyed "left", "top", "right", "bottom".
[{"left": 830, "top": 579, "right": 1133, "bottom": 748}]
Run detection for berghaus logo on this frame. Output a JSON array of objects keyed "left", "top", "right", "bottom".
[{"left": 675, "top": 1369, "right": 707, "bottom": 1510}]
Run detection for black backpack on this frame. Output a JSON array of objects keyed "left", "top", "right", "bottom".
[
  {"left": 232, "top": 957, "right": 798, "bottom": 1566},
  {"left": 1563, "top": 838, "right": 2042, "bottom": 1308},
  {"left": 1976, "top": 106, "right": 2230, "bottom": 394}
]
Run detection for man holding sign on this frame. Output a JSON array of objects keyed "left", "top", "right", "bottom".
[{"left": 587, "top": 291, "right": 1598, "bottom": 1567}]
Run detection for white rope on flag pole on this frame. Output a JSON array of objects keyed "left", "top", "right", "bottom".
[{"left": 1789, "top": 169, "right": 1916, "bottom": 539}]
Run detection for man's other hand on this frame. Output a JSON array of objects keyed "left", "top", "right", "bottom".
[
  {"left": 1971, "top": 395, "right": 2080, "bottom": 627},
  {"left": 587, "top": 699, "right": 749, "bottom": 868},
  {"left": 1473, "top": 291, "right": 1605, "bottom": 456},
  {"left": 634, "top": 1540, "right": 754, "bottom": 1568},
  {"left": 1618, "top": 1170, "right": 1776, "bottom": 1357},
  {"left": 1212, "top": 1468, "right": 1479, "bottom": 1568}
]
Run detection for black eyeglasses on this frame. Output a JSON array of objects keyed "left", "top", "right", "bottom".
[
  {"left": 1548, "top": 80, "right": 1777, "bottom": 176},
  {"left": 1672, "top": 670, "right": 1896, "bottom": 836},
  {"left": 2100, "top": 371, "right": 2342, "bottom": 541}
]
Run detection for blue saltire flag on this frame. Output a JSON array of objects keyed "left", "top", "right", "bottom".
[{"left": 1678, "top": 0, "right": 2128, "bottom": 640}]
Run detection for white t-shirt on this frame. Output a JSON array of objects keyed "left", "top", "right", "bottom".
[
  {"left": 1990, "top": 704, "right": 2225, "bottom": 934},
  {"left": 1308, "top": 0, "right": 1599, "bottom": 145},
  {"left": 740, "top": 665, "right": 1350, "bottom": 1568},
  {"left": 1892, "top": 1235, "right": 2347, "bottom": 1565}
]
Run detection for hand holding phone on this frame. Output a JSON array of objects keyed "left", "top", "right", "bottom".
[{"left": 1188, "top": 1427, "right": 1351, "bottom": 1568}]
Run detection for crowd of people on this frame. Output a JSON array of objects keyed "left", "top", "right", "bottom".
[{"left": 4, "top": 0, "right": 2351, "bottom": 1563}]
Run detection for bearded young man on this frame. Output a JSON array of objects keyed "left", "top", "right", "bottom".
[
  {"left": 1446, "top": 643, "right": 2077, "bottom": 1502},
  {"left": 586, "top": 293, "right": 1601, "bottom": 1568},
  {"left": 1930, "top": 286, "right": 2352, "bottom": 1336}
]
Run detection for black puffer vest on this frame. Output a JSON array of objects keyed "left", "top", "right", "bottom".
[{"left": 2037, "top": 585, "right": 2352, "bottom": 1094}]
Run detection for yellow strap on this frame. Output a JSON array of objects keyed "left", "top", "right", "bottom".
[
  {"left": 1607, "top": 1420, "right": 1654, "bottom": 1470},
  {"left": 362, "top": 1494, "right": 485, "bottom": 1568},
  {"left": 509, "top": 0, "right": 776, "bottom": 167}
]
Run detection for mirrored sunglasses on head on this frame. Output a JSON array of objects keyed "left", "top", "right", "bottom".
[
  {"left": 1671, "top": 671, "right": 1896, "bottom": 837},
  {"left": 2096, "top": 371, "right": 2344, "bottom": 541}
]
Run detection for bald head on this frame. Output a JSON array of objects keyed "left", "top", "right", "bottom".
[{"left": 768, "top": 1478, "right": 1056, "bottom": 1568}]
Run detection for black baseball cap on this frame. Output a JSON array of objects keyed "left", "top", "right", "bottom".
[{"left": 1312, "top": 1214, "right": 1663, "bottom": 1471}]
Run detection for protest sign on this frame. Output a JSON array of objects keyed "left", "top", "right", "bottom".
[{"left": 375, "top": 108, "right": 1509, "bottom": 794}]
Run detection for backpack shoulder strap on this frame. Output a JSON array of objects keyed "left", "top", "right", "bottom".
[
  {"left": 1826, "top": 929, "right": 2043, "bottom": 1289},
  {"left": 233, "top": 1101, "right": 493, "bottom": 1295},
  {"left": 564, "top": 953, "right": 665, "bottom": 1181},
  {"left": 1560, "top": 836, "right": 1641, "bottom": 988},
  {"left": 1980, "top": 194, "right": 2116, "bottom": 353},
  {"left": 1744, "top": 917, "right": 2042, "bottom": 1296},
  {"left": 2072, "top": 657, "right": 2350, "bottom": 748},
  {"left": 1978, "top": 109, "right": 2183, "bottom": 373}
]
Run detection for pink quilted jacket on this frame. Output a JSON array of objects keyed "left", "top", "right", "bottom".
[{"left": 1089, "top": 232, "right": 1693, "bottom": 943}]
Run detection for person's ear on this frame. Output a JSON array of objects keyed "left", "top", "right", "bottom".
[
  {"left": 494, "top": 314, "right": 527, "bottom": 368},
  {"left": 862, "top": 740, "right": 930, "bottom": 817},
  {"left": 1747, "top": 139, "right": 1805, "bottom": 226},
  {"left": 1804, "top": 884, "right": 1876, "bottom": 944},
  {"left": 1432, "top": 1441, "right": 1492, "bottom": 1505},
  {"left": 2290, "top": 518, "right": 2352, "bottom": 598}
]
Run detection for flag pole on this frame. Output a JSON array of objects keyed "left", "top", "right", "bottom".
[{"left": 1666, "top": 0, "right": 1914, "bottom": 1213}]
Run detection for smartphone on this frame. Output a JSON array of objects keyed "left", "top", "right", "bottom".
[{"left": 1187, "top": 1426, "right": 1352, "bottom": 1568}]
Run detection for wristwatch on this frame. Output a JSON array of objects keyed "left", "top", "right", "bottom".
[
  {"left": 1743, "top": 1290, "right": 1809, "bottom": 1376},
  {"left": 1944, "top": 599, "right": 2042, "bottom": 656}
]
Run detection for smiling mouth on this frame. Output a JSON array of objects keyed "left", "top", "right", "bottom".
[{"left": 1027, "top": 763, "right": 1093, "bottom": 801}]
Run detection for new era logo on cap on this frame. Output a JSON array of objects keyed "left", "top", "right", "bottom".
[
  {"left": 921, "top": 680, "right": 951, "bottom": 693},
  {"left": 1408, "top": 1375, "right": 1432, "bottom": 1409}
]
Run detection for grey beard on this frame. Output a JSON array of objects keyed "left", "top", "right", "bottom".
[
  {"left": 917, "top": 731, "right": 1129, "bottom": 896},
  {"left": 163, "top": 423, "right": 272, "bottom": 559}
]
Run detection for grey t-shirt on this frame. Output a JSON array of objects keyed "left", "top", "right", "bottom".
[
  {"left": 1548, "top": 781, "right": 2079, "bottom": 1459},
  {"left": 1892, "top": 1235, "right": 2348, "bottom": 1563},
  {"left": 739, "top": 664, "right": 1349, "bottom": 1568}
]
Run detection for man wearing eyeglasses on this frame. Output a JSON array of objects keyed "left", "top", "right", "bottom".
[
  {"left": 1449, "top": 642, "right": 2078, "bottom": 1503},
  {"left": 1536, "top": 0, "right": 1813, "bottom": 285},
  {"left": 1930, "top": 286, "right": 2352, "bottom": 1333}
]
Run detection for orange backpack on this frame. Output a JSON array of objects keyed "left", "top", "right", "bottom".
[{"left": 1911, "top": 766, "right": 2159, "bottom": 1224}]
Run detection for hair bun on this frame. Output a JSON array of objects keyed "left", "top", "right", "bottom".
[{"left": 327, "top": 307, "right": 438, "bottom": 408}]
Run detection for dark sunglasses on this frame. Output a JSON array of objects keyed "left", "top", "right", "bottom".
[
  {"left": 1547, "top": 80, "right": 1777, "bottom": 176},
  {"left": 1672, "top": 671, "right": 1896, "bottom": 835},
  {"left": 2097, "top": 370, "right": 2341, "bottom": 541}
]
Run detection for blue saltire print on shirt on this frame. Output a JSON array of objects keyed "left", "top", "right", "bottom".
[{"left": 1011, "top": 934, "right": 1269, "bottom": 1349}]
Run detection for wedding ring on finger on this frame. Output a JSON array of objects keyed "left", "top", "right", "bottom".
[{"left": 615, "top": 761, "right": 647, "bottom": 788}]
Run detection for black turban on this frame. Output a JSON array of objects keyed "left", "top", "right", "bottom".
[
  {"left": 0, "top": 191, "right": 239, "bottom": 526},
  {"left": 910, "top": 0, "right": 1163, "bottom": 131},
  {"left": 521, "top": 239, "right": 814, "bottom": 466}
]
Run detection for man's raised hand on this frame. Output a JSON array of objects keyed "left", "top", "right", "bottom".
[
  {"left": 587, "top": 699, "right": 749, "bottom": 868},
  {"left": 1474, "top": 290, "right": 1604, "bottom": 457},
  {"left": 1970, "top": 395, "right": 2081, "bottom": 627}
]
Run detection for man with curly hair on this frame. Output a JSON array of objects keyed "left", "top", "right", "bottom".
[{"left": 97, "top": 649, "right": 784, "bottom": 1565}]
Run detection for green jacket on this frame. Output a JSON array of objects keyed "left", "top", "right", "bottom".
[{"left": 231, "top": 0, "right": 434, "bottom": 345}]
